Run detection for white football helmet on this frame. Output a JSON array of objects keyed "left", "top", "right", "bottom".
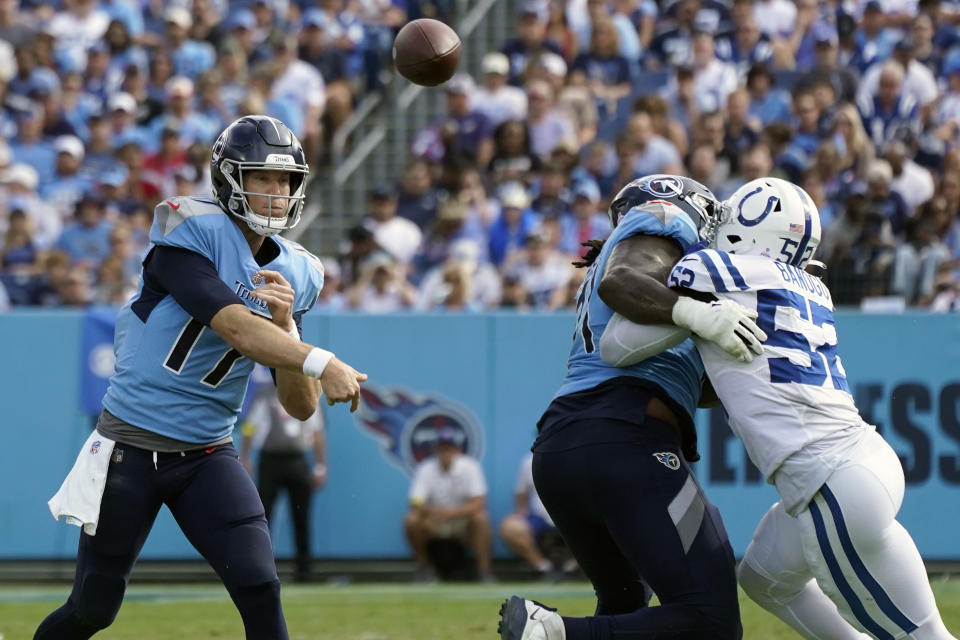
[{"left": 713, "top": 177, "right": 822, "bottom": 268}]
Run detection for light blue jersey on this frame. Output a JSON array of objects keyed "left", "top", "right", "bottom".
[
  {"left": 556, "top": 204, "right": 704, "bottom": 421},
  {"left": 103, "top": 197, "right": 324, "bottom": 444}
]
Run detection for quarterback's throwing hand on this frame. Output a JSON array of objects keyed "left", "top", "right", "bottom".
[
  {"left": 672, "top": 297, "right": 767, "bottom": 363},
  {"left": 320, "top": 357, "right": 368, "bottom": 412}
]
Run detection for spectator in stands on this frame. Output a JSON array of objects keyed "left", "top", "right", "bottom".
[
  {"left": 851, "top": 0, "right": 897, "bottom": 73},
  {"left": 717, "top": 14, "right": 774, "bottom": 77},
  {"left": 558, "top": 180, "right": 610, "bottom": 256},
  {"left": 489, "top": 183, "right": 539, "bottom": 267},
  {"left": 691, "top": 30, "right": 738, "bottom": 114},
  {"left": 150, "top": 76, "right": 220, "bottom": 147},
  {"left": 830, "top": 102, "right": 876, "bottom": 186},
  {"left": 569, "top": 16, "right": 632, "bottom": 118},
  {"left": 395, "top": 158, "right": 439, "bottom": 229},
  {"left": 746, "top": 62, "right": 792, "bottom": 127},
  {"left": 500, "top": 453, "right": 575, "bottom": 580},
  {"left": 647, "top": 0, "right": 698, "bottom": 69},
  {"left": 10, "top": 104, "right": 56, "bottom": 184},
  {"left": 761, "top": 121, "right": 807, "bottom": 182},
  {"left": 892, "top": 215, "right": 947, "bottom": 306},
  {"left": 546, "top": 0, "right": 579, "bottom": 60},
  {"left": 54, "top": 265, "right": 95, "bottom": 308},
  {"left": 40, "top": 135, "right": 92, "bottom": 220},
  {"left": 753, "top": 0, "right": 796, "bottom": 40},
  {"left": 782, "top": 0, "right": 818, "bottom": 70},
  {"left": 404, "top": 427, "right": 493, "bottom": 583},
  {"left": 438, "top": 74, "right": 495, "bottom": 168},
  {"left": 909, "top": 14, "right": 940, "bottom": 74},
  {"left": 723, "top": 88, "right": 760, "bottom": 172},
  {"left": 365, "top": 186, "right": 423, "bottom": 267},
  {"left": 312, "top": 257, "right": 346, "bottom": 311},
  {"left": 884, "top": 139, "right": 934, "bottom": 214},
  {"left": 501, "top": 2, "right": 563, "bottom": 86},
  {"left": 347, "top": 251, "right": 417, "bottom": 312},
  {"left": 269, "top": 35, "right": 326, "bottom": 162},
  {"left": 1, "top": 204, "right": 39, "bottom": 276},
  {"left": 795, "top": 22, "right": 858, "bottom": 103},
  {"left": 688, "top": 142, "right": 724, "bottom": 193},
  {"left": 473, "top": 52, "right": 528, "bottom": 128},
  {"left": 143, "top": 127, "right": 187, "bottom": 197},
  {"left": 531, "top": 161, "right": 572, "bottom": 219},
  {"left": 503, "top": 229, "right": 572, "bottom": 308},
  {"left": 57, "top": 194, "right": 112, "bottom": 267},
  {"left": 0, "top": 164, "right": 60, "bottom": 250},
  {"left": 865, "top": 159, "right": 910, "bottom": 236},
  {"left": 858, "top": 60, "right": 920, "bottom": 148},
  {"left": 626, "top": 111, "right": 683, "bottom": 176},
  {"left": 489, "top": 120, "right": 541, "bottom": 185},
  {"left": 46, "top": 0, "right": 109, "bottom": 63},
  {"left": 860, "top": 39, "right": 938, "bottom": 115},
  {"left": 164, "top": 6, "right": 215, "bottom": 80},
  {"left": 530, "top": 51, "right": 568, "bottom": 99},
  {"left": 526, "top": 80, "right": 577, "bottom": 161},
  {"left": 414, "top": 195, "right": 487, "bottom": 278},
  {"left": 93, "top": 255, "right": 135, "bottom": 305}
]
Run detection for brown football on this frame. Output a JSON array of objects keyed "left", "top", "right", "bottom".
[{"left": 392, "top": 19, "right": 462, "bottom": 87}]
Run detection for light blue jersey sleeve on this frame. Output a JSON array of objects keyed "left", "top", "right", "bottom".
[
  {"left": 610, "top": 203, "right": 701, "bottom": 255},
  {"left": 149, "top": 197, "right": 225, "bottom": 261}
]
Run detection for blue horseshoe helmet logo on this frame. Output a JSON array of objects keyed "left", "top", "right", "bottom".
[{"left": 736, "top": 187, "right": 779, "bottom": 227}]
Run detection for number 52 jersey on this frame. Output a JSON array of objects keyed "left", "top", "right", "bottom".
[
  {"left": 102, "top": 197, "right": 324, "bottom": 444},
  {"left": 668, "top": 249, "right": 864, "bottom": 482}
]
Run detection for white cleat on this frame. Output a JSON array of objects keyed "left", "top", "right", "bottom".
[{"left": 498, "top": 595, "right": 566, "bottom": 640}]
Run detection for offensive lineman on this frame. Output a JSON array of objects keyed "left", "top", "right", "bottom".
[
  {"left": 37, "top": 116, "right": 366, "bottom": 639},
  {"left": 499, "top": 175, "right": 767, "bottom": 640},
  {"left": 601, "top": 177, "right": 956, "bottom": 640}
]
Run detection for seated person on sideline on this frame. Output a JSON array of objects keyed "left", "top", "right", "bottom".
[
  {"left": 500, "top": 453, "right": 576, "bottom": 579},
  {"left": 404, "top": 428, "right": 493, "bottom": 582}
]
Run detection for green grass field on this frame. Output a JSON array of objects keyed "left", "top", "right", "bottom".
[{"left": 2, "top": 580, "right": 959, "bottom": 639}]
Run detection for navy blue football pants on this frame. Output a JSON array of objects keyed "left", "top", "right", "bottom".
[
  {"left": 34, "top": 444, "right": 287, "bottom": 640},
  {"left": 533, "top": 418, "right": 742, "bottom": 640}
]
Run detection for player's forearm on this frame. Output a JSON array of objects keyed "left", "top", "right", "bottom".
[
  {"left": 276, "top": 369, "right": 321, "bottom": 421},
  {"left": 598, "top": 264, "right": 679, "bottom": 325},
  {"left": 210, "top": 304, "right": 316, "bottom": 373}
]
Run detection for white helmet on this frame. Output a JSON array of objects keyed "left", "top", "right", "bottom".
[{"left": 713, "top": 177, "right": 821, "bottom": 268}]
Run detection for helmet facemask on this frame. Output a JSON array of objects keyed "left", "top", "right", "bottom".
[{"left": 218, "top": 156, "right": 309, "bottom": 237}]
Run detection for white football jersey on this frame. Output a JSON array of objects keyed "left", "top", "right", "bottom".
[{"left": 668, "top": 249, "right": 865, "bottom": 481}]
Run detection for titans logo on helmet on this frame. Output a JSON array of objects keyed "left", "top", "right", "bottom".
[
  {"left": 641, "top": 176, "right": 685, "bottom": 198},
  {"left": 355, "top": 385, "right": 485, "bottom": 474}
]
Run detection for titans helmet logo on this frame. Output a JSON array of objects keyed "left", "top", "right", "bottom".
[
  {"left": 641, "top": 176, "right": 684, "bottom": 198},
  {"left": 355, "top": 385, "right": 485, "bottom": 475}
]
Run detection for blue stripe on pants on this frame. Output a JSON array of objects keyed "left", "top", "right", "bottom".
[
  {"left": 808, "top": 497, "right": 894, "bottom": 640},
  {"left": 819, "top": 485, "right": 918, "bottom": 635}
]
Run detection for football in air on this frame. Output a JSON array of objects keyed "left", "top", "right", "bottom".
[{"left": 392, "top": 18, "right": 462, "bottom": 87}]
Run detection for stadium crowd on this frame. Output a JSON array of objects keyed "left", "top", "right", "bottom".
[{"left": 1, "top": 0, "right": 960, "bottom": 313}]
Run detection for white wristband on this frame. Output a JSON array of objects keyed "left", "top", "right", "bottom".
[
  {"left": 287, "top": 324, "right": 300, "bottom": 341},
  {"left": 302, "top": 347, "right": 335, "bottom": 378}
]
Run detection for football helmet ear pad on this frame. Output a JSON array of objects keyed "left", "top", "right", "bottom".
[
  {"left": 714, "top": 177, "right": 822, "bottom": 269},
  {"left": 210, "top": 115, "right": 309, "bottom": 237}
]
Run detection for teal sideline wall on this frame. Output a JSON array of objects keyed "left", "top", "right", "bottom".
[{"left": 0, "top": 310, "right": 958, "bottom": 560}]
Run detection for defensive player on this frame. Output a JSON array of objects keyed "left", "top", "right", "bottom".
[
  {"left": 37, "top": 116, "right": 366, "bottom": 640},
  {"left": 499, "top": 175, "right": 767, "bottom": 640},
  {"left": 600, "top": 177, "right": 956, "bottom": 640}
]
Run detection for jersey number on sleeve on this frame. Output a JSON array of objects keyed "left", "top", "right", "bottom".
[
  {"left": 755, "top": 289, "right": 849, "bottom": 391},
  {"left": 573, "top": 264, "right": 599, "bottom": 352},
  {"left": 164, "top": 318, "right": 243, "bottom": 387}
]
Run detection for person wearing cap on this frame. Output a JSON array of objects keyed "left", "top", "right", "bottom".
[
  {"left": 503, "top": 227, "right": 573, "bottom": 308},
  {"left": 473, "top": 52, "right": 528, "bottom": 127},
  {"left": 851, "top": 0, "right": 898, "bottom": 73},
  {"left": 346, "top": 250, "right": 417, "bottom": 312},
  {"left": 647, "top": 0, "right": 700, "bottom": 68},
  {"left": 416, "top": 237, "right": 501, "bottom": 310},
  {"left": 364, "top": 186, "right": 422, "bottom": 266},
  {"left": 428, "top": 73, "right": 494, "bottom": 168},
  {"left": 488, "top": 182, "right": 540, "bottom": 266},
  {"left": 9, "top": 103, "right": 57, "bottom": 184},
  {"left": 501, "top": 1, "right": 565, "bottom": 86},
  {"left": 395, "top": 158, "right": 439, "bottom": 229},
  {"left": 405, "top": 427, "right": 493, "bottom": 582},
  {"left": 298, "top": 8, "right": 353, "bottom": 134},
  {"left": 165, "top": 5, "right": 216, "bottom": 80},
  {"left": 794, "top": 21, "right": 858, "bottom": 103},
  {"left": 558, "top": 179, "right": 611, "bottom": 256},
  {"left": 40, "top": 135, "right": 93, "bottom": 219},
  {"left": 1, "top": 163, "right": 62, "bottom": 249},
  {"left": 56, "top": 193, "right": 112, "bottom": 267},
  {"left": 45, "top": 0, "right": 109, "bottom": 62},
  {"left": 149, "top": 75, "right": 221, "bottom": 148}
]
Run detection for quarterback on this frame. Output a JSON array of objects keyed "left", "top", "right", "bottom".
[
  {"left": 601, "top": 177, "right": 955, "bottom": 640},
  {"left": 37, "top": 116, "right": 366, "bottom": 640}
]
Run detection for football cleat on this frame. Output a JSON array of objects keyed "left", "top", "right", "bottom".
[{"left": 498, "top": 595, "right": 566, "bottom": 640}]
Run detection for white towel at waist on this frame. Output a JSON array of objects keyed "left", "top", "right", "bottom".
[{"left": 48, "top": 429, "right": 116, "bottom": 536}]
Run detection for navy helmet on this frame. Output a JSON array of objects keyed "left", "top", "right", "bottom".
[
  {"left": 607, "top": 174, "right": 721, "bottom": 241},
  {"left": 210, "top": 115, "right": 309, "bottom": 236}
]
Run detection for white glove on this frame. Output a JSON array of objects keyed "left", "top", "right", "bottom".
[{"left": 671, "top": 297, "right": 767, "bottom": 363}]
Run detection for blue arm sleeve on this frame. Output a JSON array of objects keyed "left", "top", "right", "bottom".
[{"left": 145, "top": 245, "right": 244, "bottom": 325}]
